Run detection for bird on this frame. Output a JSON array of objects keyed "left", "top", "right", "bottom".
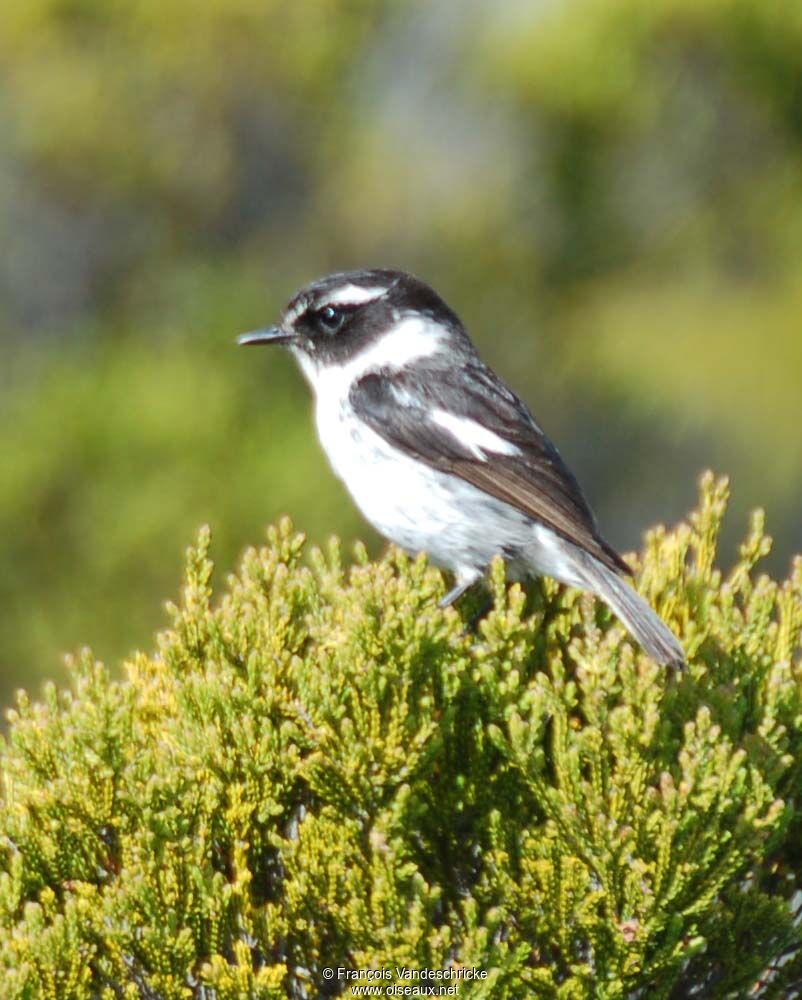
[{"left": 238, "top": 268, "right": 685, "bottom": 668}]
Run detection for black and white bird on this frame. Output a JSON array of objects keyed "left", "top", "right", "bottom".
[{"left": 239, "top": 269, "right": 684, "bottom": 668}]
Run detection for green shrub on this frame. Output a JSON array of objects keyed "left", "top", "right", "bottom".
[{"left": 1, "top": 473, "right": 801, "bottom": 999}]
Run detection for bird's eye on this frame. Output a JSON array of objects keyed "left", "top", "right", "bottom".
[{"left": 317, "top": 305, "right": 344, "bottom": 333}]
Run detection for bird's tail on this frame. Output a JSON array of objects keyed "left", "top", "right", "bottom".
[{"left": 578, "top": 556, "right": 685, "bottom": 669}]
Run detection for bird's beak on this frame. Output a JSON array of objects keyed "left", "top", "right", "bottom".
[{"left": 236, "top": 325, "right": 293, "bottom": 346}]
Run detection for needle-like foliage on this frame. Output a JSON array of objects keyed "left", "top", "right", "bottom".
[{"left": 1, "top": 473, "right": 801, "bottom": 998}]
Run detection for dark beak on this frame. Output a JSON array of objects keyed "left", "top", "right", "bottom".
[{"left": 236, "top": 326, "right": 292, "bottom": 346}]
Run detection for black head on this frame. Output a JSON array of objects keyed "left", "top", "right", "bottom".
[{"left": 238, "top": 268, "right": 470, "bottom": 371}]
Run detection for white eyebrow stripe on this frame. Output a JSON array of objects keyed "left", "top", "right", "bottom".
[
  {"left": 431, "top": 410, "right": 521, "bottom": 460},
  {"left": 322, "top": 284, "right": 388, "bottom": 307},
  {"left": 284, "top": 299, "right": 307, "bottom": 325}
]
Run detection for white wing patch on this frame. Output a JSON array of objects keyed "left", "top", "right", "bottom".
[{"left": 431, "top": 410, "right": 521, "bottom": 459}]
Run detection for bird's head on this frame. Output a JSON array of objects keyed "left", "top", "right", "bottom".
[{"left": 238, "top": 269, "right": 470, "bottom": 382}]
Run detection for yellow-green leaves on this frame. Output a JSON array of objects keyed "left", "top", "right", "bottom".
[{"left": 1, "top": 475, "right": 801, "bottom": 997}]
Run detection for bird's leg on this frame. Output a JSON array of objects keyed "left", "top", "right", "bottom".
[{"left": 438, "top": 570, "right": 482, "bottom": 609}]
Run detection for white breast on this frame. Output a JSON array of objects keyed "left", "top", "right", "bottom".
[
  {"left": 298, "top": 317, "right": 544, "bottom": 577},
  {"left": 311, "top": 371, "right": 536, "bottom": 577},
  {"left": 314, "top": 374, "right": 432, "bottom": 542}
]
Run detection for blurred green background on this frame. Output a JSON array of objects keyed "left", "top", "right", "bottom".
[{"left": 2, "top": 0, "right": 801, "bottom": 710}]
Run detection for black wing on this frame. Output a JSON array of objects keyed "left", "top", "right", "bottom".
[{"left": 349, "top": 364, "right": 630, "bottom": 576}]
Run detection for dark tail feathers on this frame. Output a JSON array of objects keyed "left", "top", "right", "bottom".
[{"left": 579, "top": 558, "right": 685, "bottom": 669}]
